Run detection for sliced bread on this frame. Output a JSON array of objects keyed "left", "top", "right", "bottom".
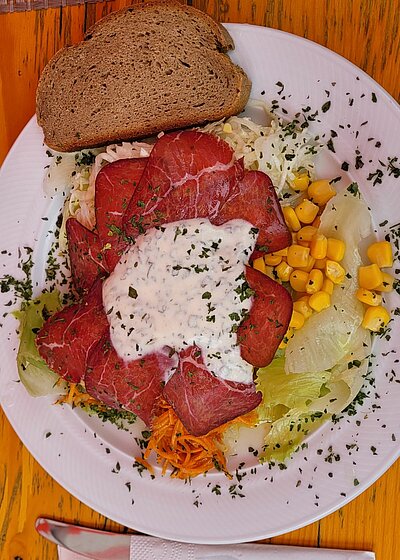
[{"left": 36, "top": 1, "right": 251, "bottom": 152}]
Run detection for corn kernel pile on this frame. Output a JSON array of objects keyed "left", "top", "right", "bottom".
[
  {"left": 252, "top": 175, "right": 394, "bottom": 343},
  {"left": 253, "top": 177, "right": 341, "bottom": 346},
  {"left": 357, "top": 241, "right": 393, "bottom": 332}
]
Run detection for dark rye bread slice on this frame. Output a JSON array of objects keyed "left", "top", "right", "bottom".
[{"left": 36, "top": 1, "right": 251, "bottom": 152}]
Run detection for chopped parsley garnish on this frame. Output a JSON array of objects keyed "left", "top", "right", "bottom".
[{"left": 128, "top": 286, "right": 138, "bottom": 299}]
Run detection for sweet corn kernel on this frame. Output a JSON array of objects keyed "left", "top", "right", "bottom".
[
  {"left": 375, "top": 272, "right": 394, "bottom": 292},
  {"left": 272, "top": 248, "right": 288, "bottom": 257},
  {"left": 279, "top": 327, "right": 295, "bottom": 349},
  {"left": 264, "top": 265, "right": 278, "bottom": 281},
  {"left": 264, "top": 253, "right": 282, "bottom": 266},
  {"left": 358, "top": 264, "right": 384, "bottom": 290},
  {"left": 287, "top": 244, "right": 310, "bottom": 268},
  {"left": 298, "top": 226, "right": 318, "bottom": 243},
  {"left": 367, "top": 241, "right": 393, "bottom": 268},
  {"left": 297, "top": 239, "right": 310, "bottom": 248},
  {"left": 222, "top": 122, "right": 233, "bottom": 133},
  {"left": 276, "top": 261, "right": 293, "bottom": 282},
  {"left": 289, "top": 310, "right": 306, "bottom": 329},
  {"left": 309, "top": 291, "right": 331, "bottom": 312},
  {"left": 314, "top": 258, "right": 327, "bottom": 270},
  {"left": 253, "top": 256, "right": 267, "bottom": 274},
  {"left": 289, "top": 270, "right": 309, "bottom": 292},
  {"left": 362, "top": 305, "right": 390, "bottom": 332},
  {"left": 312, "top": 216, "right": 321, "bottom": 229},
  {"left": 292, "top": 172, "right": 310, "bottom": 192},
  {"left": 356, "top": 288, "right": 382, "bottom": 306},
  {"left": 306, "top": 269, "right": 324, "bottom": 294},
  {"left": 326, "top": 238, "right": 346, "bottom": 262},
  {"left": 326, "top": 260, "right": 346, "bottom": 284},
  {"left": 308, "top": 179, "right": 336, "bottom": 206},
  {"left": 310, "top": 233, "right": 328, "bottom": 259},
  {"left": 283, "top": 206, "right": 301, "bottom": 231},
  {"left": 297, "top": 255, "right": 316, "bottom": 273},
  {"left": 293, "top": 299, "right": 313, "bottom": 319},
  {"left": 322, "top": 277, "right": 334, "bottom": 295},
  {"left": 291, "top": 232, "right": 298, "bottom": 244},
  {"left": 294, "top": 199, "right": 320, "bottom": 224}
]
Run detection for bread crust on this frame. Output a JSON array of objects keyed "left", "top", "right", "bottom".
[{"left": 36, "top": 1, "right": 251, "bottom": 152}]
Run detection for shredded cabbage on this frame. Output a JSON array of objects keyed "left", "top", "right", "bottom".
[
  {"left": 44, "top": 141, "right": 153, "bottom": 235},
  {"left": 14, "top": 291, "right": 67, "bottom": 397},
  {"left": 202, "top": 99, "right": 322, "bottom": 197},
  {"left": 285, "top": 190, "right": 372, "bottom": 374}
]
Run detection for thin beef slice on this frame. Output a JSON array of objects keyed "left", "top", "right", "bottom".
[
  {"left": 95, "top": 158, "right": 147, "bottom": 270},
  {"left": 214, "top": 170, "right": 291, "bottom": 256},
  {"left": 238, "top": 266, "right": 293, "bottom": 367},
  {"left": 123, "top": 130, "right": 244, "bottom": 237},
  {"left": 122, "top": 131, "right": 290, "bottom": 255},
  {"left": 85, "top": 333, "right": 175, "bottom": 426},
  {"left": 36, "top": 279, "right": 109, "bottom": 383},
  {"left": 163, "top": 345, "right": 262, "bottom": 436},
  {"left": 66, "top": 218, "right": 108, "bottom": 294}
]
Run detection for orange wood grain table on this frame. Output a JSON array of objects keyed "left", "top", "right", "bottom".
[{"left": 0, "top": 1, "right": 399, "bottom": 558}]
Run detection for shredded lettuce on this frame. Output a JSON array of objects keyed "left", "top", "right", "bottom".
[
  {"left": 202, "top": 99, "right": 322, "bottom": 198},
  {"left": 14, "top": 291, "right": 67, "bottom": 397},
  {"left": 44, "top": 142, "right": 153, "bottom": 246},
  {"left": 285, "top": 190, "right": 372, "bottom": 374}
]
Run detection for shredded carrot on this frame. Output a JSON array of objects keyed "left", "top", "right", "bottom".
[
  {"left": 57, "top": 384, "right": 258, "bottom": 480},
  {"left": 56, "top": 383, "right": 101, "bottom": 408},
  {"left": 138, "top": 401, "right": 258, "bottom": 480},
  {"left": 134, "top": 457, "right": 155, "bottom": 476}
]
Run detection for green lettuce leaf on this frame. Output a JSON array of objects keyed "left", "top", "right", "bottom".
[
  {"left": 259, "top": 410, "right": 328, "bottom": 464},
  {"left": 256, "top": 357, "right": 330, "bottom": 418},
  {"left": 14, "top": 291, "right": 67, "bottom": 397},
  {"left": 255, "top": 328, "right": 371, "bottom": 463},
  {"left": 256, "top": 358, "right": 330, "bottom": 462}
]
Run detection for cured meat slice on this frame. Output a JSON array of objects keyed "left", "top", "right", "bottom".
[
  {"left": 66, "top": 218, "right": 108, "bottom": 294},
  {"left": 36, "top": 279, "right": 109, "bottom": 383},
  {"left": 85, "top": 333, "right": 175, "bottom": 426},
  {"left": 95, "top": 158, "right": 147, "bottom": 270},
  {"left": 213, "top": 170, "right": 292, "bottom": 256},
  {"left": 123, "top": 130, "right": 244, "bottom": 237},
  {"left": 121, "top": 131, "right": 290, "bottom": 255},
  {"left": 238, "top": 266, "right": 293, "bottom": 368},
  {"left": 163, "top": 346, "right": 262, "bottom": 436}
]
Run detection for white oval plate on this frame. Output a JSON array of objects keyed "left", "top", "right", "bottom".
[{"left": 0, "top": 24, "right": 399, "bottom": 544}]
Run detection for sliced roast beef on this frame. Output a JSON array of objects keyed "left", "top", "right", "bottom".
[
  {"left": 121, "top": 131, "right": 290, "bottom": 255},
  {"left": 85, "top": 333, "right": 175, "bottom": 426},
  {"left": 36, "top": 279, "right": 109, "bottom": 383},
  {"left": 123, "top": 130, "right": 244, "bottom": 237},
  {"left": 213, "top": 170, "right": 292, "bottom": 256},
  {"left": 163, "top": 345, "right": 262, "bottom": 436},
  {"left": 237, "top": 266, "right": 293, "bottom": 368},
  {"left": 95, "top": 158, "right": 147, "bottom": 270},
  {"left": 66, "top": 218, "right": 108, "bottom": 294}
]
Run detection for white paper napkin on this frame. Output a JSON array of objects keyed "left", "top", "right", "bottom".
[{"left": 57, "top": 539, "right": 375, "bottom": 560}]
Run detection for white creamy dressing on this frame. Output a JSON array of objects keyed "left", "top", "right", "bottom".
[{"left": 103, "top": 218, "right": 258, "bottom": 383}]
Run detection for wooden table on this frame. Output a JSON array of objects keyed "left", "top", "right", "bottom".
[{"left": 0, "top": 1, "right": 399, "bottom": 558}]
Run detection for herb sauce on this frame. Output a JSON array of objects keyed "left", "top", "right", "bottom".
[{"left": 103, "top": 219, "right": 256, "bottom": 383}]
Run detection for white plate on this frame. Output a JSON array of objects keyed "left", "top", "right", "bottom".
[{"left": 0, "top": 24, "right": 399, "bottom": 544}]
